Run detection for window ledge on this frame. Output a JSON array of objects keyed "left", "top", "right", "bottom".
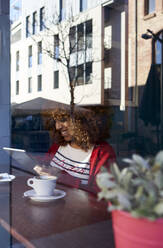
[{"left": 143, "top": 12, "right": 156, "bottom": 20}]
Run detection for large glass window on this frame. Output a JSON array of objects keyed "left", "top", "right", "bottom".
[
  {"left": 86, "top": 20, "right": 92, "bottom": 49},
  {"left": 77, "top": 64, "right": 84, "bottom": 85},
  {"left": 70, "top": 26, "right": 76, "bottom": 53},
  {"left": 70, "top": 20, "right": 92, "bottom": 53},
  {"left": 77, "top": 23, "right": 84, "bottom": 51},
  {"left": 85, "top": 62, "right": 92, "bottom": 84},
  {"left": 9, "top": 6, "right": 163, "bottom": 245}
]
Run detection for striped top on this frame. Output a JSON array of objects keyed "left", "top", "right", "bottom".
[{"left": 50, "top": 144, "right": 93, "bottom": 184}]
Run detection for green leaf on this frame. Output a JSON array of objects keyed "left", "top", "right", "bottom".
[
  {"left": 96, "top": 173, "right": 115, "bottom": 189},
  {"left": 132, "top": 154, "right": 149, "bottom": 169},
  {"left": 155, "top": 151, "right": 163, "bottom": 165},
  {"left": 110, "top": 163, "right": 121, "bottom": 182},
  {"left": 154, "top": 202, "right": 163, "bottom": 215}
]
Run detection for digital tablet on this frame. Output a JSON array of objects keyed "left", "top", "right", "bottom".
[{"left": 2, "top": 147, "right": 47, "bottom": 171}]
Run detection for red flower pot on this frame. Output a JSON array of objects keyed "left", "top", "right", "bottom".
[{"left": 112, "top": 210, "right": 163, "bottom": 248}]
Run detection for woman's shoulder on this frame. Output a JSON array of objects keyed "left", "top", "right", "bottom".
[
  {"left": 95, "top": 141, "right": 113, "bottom": 149},
  {"left": 94, "top": 141, "right": 116, "bottom": 157},
  {"left": 48, "top": 143, "right": 60, "bottom": 154}
]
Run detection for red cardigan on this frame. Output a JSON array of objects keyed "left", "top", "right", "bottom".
[{"left": 44, "top": 141, "right": 116, "bottom": 194}]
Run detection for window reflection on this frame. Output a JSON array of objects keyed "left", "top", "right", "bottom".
[
  {"left": 9, "top": 0, "right": 163, "bottom": 193},
  {"left": 145, "top": 0, "right": 155, "bottom": 15}
]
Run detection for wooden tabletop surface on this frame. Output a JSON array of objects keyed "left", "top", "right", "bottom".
[{"left": 0, "top": 170, "right": 115, "bottom": 248}]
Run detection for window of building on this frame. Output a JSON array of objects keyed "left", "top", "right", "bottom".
[
  {"left": 26, "top": 16, "right": 30, "bottom": 37},
  {"left": 37, "top": 75, "right": 42, "bottom": 91},
  {"left": 40, "top": 7, "right": 45, "bottom": 31},
  {"left": 155, "top": 31, "right": 163, "bottom": 64},
  {"left": 80, "top": 0, "right": 87, "bottom": 12},
  {"left": 145, "top": 0, "right": 155, "bottom": 15},
  {"left": 70, "top": 26, "right": 77, "bottom": 53},
  {"left": 16, "top": 51, "right": 19, "bottom": 71},
  {"left": 69, "top": 20, "right": 92, "bottom": 53},
  {"left": 77, "top": 23, "right": 84, "bottom": 51},
  {"left": 28, "top": 46, "right": 32, "bottom": 67},
  {"left": 60, "top": 0, "right": 66, "bottom": 21},
  {"left": 86, "top": 20, "right": 92, "bottom": 49},
  {"left": 54, "top": 35, "right": 59, "bottom": 59},
  {"left": 69, "top": 66, "right": 76, "bottom": 83},
  {"left": 16, "top": 80, "right": 19, "bottom": 95},
  {"left": 32, "top": 11, "right": 37, "bottom": 35},
  {"left": 54, "top": 71, "right": 59, "bottom": 89},
  {"left": 10, "top": 0, "right": 22, "bottom": 23},
  {"left": 70, "top": 62, "right": 92, "bottom": 86},
  {"left": 77, "top": 64, "right": 84, "bottom": 85},
  {"left": 28, "top": 77, "right": 32, "bottom": 93},
  {"left": 38, "top": 41, "right": 42, "bottom": 64},
  {"left": 85, "top": 62, "right": 92, "bottom": 84},
  {"left": 104, "top": 6, "right": 110, "bottom": 26}
]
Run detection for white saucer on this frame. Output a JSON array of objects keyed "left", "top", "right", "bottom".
[
  {"left": 0, "top": 173, "right": 16, "bottom": 183},
  {"left": 24, "top": 189, "right": 66, "bottom": 202}
]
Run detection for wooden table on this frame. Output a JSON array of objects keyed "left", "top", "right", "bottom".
[{"left": 0, "top": 170, "right": 115, "bottom": 248}]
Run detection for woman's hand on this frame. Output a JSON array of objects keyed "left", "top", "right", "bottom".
[{"left": 33, "top": 165, "right": 60, "bottom": 177}]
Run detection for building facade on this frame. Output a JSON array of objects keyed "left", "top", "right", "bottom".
[
  {"left": 10, "top": 0, "right": 163, "bottom": 158},
  {"left": 10, "top": 0, "right": 128, "bottom": 107}
]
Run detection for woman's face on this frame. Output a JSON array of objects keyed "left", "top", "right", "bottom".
[{"left": 55, "top": 119, "right": 74, "bottom": 141}]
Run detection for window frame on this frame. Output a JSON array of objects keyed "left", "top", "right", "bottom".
[
  {"left": 80, "top": 0, "right": 88, "bottom": 12},
  {"left": 28, "top": 45, "right": 32, "bottom": 68},
  {"left": 40, "top": 7, "right": 45, "bottom": 31},
  {"left": 54, "top": 35, "right": 59, "bottom": 59},
  {"left": 28, "top": 77, "right": 32, "bottom": 93},
  {"left": 32, "top": 11, "right": 37, "bottom": 35},
  {"left": 144, "top": 0, "right": 155, "bottom": 15},
  {"left": 16, "top": 51, "right": 19, "bottom": 71},
  {"left": 26, "top": 16, "right": 30, "bottom": 38},
  {"left": 54, "top": 71, "right": 59, "bottom": 89},
  {"left": 37, "top": 74, "right": 42, "bottom": 91},
  {"left": 16, "top": 80, "right": 19, "bottom": 95},
  {"left": 37, "top": 41, "right": 42, "bottom": 64}
]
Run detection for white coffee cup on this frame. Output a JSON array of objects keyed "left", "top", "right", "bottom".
[{"left": 27, "top": 175, "right": 57, "bottom": 196}]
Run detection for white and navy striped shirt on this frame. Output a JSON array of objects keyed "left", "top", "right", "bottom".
[{"left": 50, "top": 144, "right": 93, "bottom": 184}]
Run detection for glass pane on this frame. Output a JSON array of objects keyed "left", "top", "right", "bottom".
[
  {"left": 156, "top": 32, "right": 163, "bottom": 64},
  {"left": 149, "top": 0, "right": 155, "bottom": 13},
  {"left": 77, "top": 23, "right": 84, "bottom": 51},
  {"left": 6, "top": 1, "right": 163, "bottom": 246}
]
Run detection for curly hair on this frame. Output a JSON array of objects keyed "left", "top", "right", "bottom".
[{"left": 47, "top": 106, "right": 112, "bottom": 151}]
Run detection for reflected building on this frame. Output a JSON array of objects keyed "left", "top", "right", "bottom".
[
  {"left": 10, "top": 0, "right": 128, "bottom": 106},
  {"left": 10, "top": 0, "right": 163, "bottom": 157}
]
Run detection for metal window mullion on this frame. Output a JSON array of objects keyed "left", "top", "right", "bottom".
[
  {"left": 84, "top": 22, "right": 86, "bottom": 84},
  {"left": 75, "top": 25, "right": 78, "bottom": 85}
]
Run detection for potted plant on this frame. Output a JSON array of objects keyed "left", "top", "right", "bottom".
[{"left": 96, "top": 151, "right": 163, "bottom": 248}]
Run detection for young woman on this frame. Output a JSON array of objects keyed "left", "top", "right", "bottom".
[{"left": 34, "top": 107, "right": 116, "bottom": 194}]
